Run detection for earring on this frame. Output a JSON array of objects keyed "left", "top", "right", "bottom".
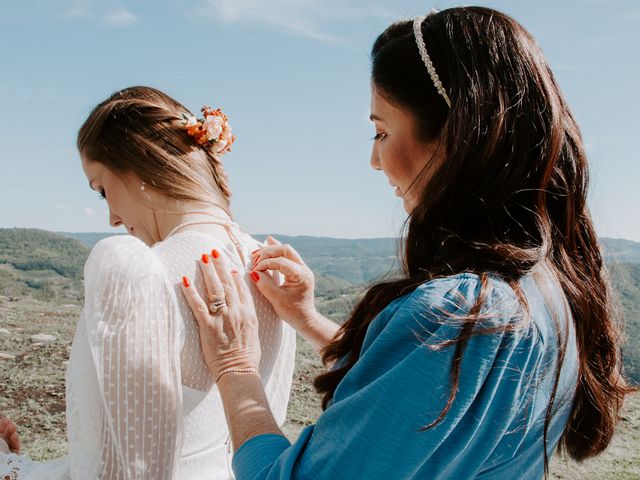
[{"left": 141, "top": 181, "right": 146, "bottom": 191}]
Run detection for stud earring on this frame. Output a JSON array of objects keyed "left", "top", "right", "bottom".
[{"left": 141, "top": 181, "right": 146, "bottom": 191}]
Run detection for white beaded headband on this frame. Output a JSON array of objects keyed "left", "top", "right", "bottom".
[{"left": 413, "top": 14, "right": 452, "bottom": 108}]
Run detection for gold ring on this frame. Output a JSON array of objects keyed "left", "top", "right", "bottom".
[{"left": 208, "top": 299, "right": 227, "bottom": 315}]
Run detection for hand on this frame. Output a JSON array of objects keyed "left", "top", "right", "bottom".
[
  {"left": 250, "top": 236, "right": 318, "bottom": 328},
  {"left": 181, "top": 249, "right": 261, "bottom": 381},
  {"left": 0, "top": 416, "right": 21, "bottom": 454}
]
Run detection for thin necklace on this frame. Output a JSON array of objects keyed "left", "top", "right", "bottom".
[{"left": 162, "top": 215, "right": 237, "bottom": 242}]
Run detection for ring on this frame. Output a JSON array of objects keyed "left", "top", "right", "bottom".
[{"left": 208, "top": 299, "right": 227, "bottom": 315}]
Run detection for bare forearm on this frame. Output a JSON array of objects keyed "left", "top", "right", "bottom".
[
  {"left": 294, "top": 310, "right": 341, "bottom": 353},
  {"left": 217, "top": 372, "right": 283, "bottom": 451}
]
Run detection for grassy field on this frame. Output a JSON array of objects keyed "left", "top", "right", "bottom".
[{"left": 1, "top": 290, "right": 639, "bottom": 478}]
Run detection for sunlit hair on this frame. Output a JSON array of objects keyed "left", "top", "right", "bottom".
[
  {"left": 77, "top": 86, "right": 232, "bottom": 215},
  {"left": 314, "top": 6, "right": 635, "bottom": 475}
]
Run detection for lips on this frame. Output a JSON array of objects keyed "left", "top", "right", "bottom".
[{"left": 388, "top": 179, "right": 402, "bottom": 197}]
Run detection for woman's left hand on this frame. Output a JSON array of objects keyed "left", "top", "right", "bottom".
[{"left": 181, "top": 249, "right": 261, "bottom": 381}]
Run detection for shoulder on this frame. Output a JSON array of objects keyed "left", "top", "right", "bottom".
[
  {"left": 363, "top": 273, "right": 529, "bottom": 351},
  {"left": 88, "top": 235, "right": 158, "bottom": 266},
  {"left": 388, "top": 273, "right": 521, "bottom": 326},
  {"left": 89, "top": 234, "right": 153, "bottom": 259},
  {"left": 84, "top": 235, "right": 165, "bottom": 292}
]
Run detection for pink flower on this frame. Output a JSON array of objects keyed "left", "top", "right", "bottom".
[
  {"left": 212, "top": 139, "right": 228, "bottom": 153},
  {"left": 184, "top": 105, "right": 236, "bottom": 156}
]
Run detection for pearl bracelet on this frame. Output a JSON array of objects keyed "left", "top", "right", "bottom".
[{"left": 215, "top": 367, "right": 259, "bottom": 384}]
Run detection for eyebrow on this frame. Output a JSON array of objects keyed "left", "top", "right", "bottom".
[{"left": 369, "top": 113, "right": 383, "bottom": 122}]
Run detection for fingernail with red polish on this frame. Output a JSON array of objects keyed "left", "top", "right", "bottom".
[
  {"left": 201, "top": 253, "right": 209, "bottom": 264},
  {"left": 250, "top": 271, "right": 260, "bottom": 282},
  {"left": 182, "top": 276, "right": 190, "bottom": 288},
  {"left": 211, "top": 249, "right": 220, "bottom": 259}
]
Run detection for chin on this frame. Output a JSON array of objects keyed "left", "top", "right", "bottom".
[{"left": 402, "top": 197, "right": 418, "bottom": 215}]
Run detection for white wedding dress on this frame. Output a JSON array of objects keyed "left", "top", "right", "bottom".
[{"left": 0, "top": 223, "right": 297, "bottom": 479}]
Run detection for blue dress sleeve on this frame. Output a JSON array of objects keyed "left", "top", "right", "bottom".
[{"left": 232, "top": 274, "right": 546, "bottom": 480}]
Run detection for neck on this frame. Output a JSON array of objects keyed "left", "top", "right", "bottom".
[{"left": 154, "top": 205, "right": 232, "bottom": 242}]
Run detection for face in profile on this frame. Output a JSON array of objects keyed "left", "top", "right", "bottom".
[
  {"left": 369, "top": 84, "right": 441, "bottom": 213},
  {"left": 81, "top": 156, "right": 159, "bottom": 246}
]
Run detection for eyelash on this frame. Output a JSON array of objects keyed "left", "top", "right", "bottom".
[
  {"left": 98, "top": 189, "right": 106, "bottom": 200},
  {"left": 371, "top": 133, "right": 386, "bottom": 141}
]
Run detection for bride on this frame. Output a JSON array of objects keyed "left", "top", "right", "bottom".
[{"left": 0, "top": 86, "right": 296, "bottom": 479}]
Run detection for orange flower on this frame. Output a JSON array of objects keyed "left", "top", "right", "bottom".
[
  {"left": 187, "top": 123, "right": 202, "bottom": 137},
  {"left": 182, "top": 105, "right": 235, "bottom": 156}
]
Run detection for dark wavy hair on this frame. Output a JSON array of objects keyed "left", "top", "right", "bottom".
[{"left": 313, "top": 6, "right": 635, "bottom": 475}]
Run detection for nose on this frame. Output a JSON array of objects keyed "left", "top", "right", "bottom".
[
  {"left": 109, "top": 209, "right": 123, "bottom": 228},
  {"left": 370, "top": 146, "right": 381, "bottom": 171}
]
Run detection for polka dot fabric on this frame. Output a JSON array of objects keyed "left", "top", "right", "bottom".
[{"left": 1, "top": 228, "right": 296, "bottom": 480}]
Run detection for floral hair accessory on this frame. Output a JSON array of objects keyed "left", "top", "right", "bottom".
[{"left": 180, "top": 106, "right": 235, "bottom": 156}]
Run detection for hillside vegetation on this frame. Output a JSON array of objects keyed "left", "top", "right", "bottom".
[
  {"left": 10, "top": 229, "right": 640, "bottom": 383},
  {"left": 0, "top": 228, "right": 638, "bottom": 477},
  {"left": 1, "top": 229, "right": 87, "bottom": 279}
]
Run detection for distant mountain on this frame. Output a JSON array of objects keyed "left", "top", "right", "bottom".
[
  {"left": 58, "top": 231, "right": 401, "bottom": 286},
  {"left": 255, "top": 234, "right": 400, "bottom": 286},
  {"left": 57, "top": 231, "right": 124, "bottom": 249},
  {"left": 609, "top": 262, "right": 640, "bottom": 381},
  {"left": 58, "top": 232, "right": 640, "bottom": 271},
  {"left": 601, "top": 238, "right": 640, "bottom": 264},
  {"left": 6, "top": 228, "right": 639, "bottom": 382}
]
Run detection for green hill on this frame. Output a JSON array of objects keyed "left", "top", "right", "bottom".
[
  {"left": 601, "top": 238, "right": 640, "bottom": 264},
  {"left": 59, "top": 231, "right": 401, "bottom": 286},
  {"left": 609, "top": 262, "right": 640, "bottom": 382},
  {"left": 0, "top": 229, "right": 88, "bottom": 279},
  {"left": 0, "top": 228, "right": 639, "bottom": 475},
  {"left": 57, "top": 231, "right": 640, "bottom": 281},
  {"left": 7, "top": 229, "right": 640, "bottom": 382},
  {"left": 258, "top": 234, "right": 400, "bottom": 286},
  {"left": 0, "top": 229, "right": 87, "bottom": 301}
]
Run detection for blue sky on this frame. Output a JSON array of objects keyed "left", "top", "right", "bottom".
[{"left": 0, "top": 0, "right": 638, "bottom": 240}]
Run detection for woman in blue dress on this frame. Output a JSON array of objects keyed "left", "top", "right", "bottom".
[{"left": 179, "top": 6, "right": 635, "bottom": 479}]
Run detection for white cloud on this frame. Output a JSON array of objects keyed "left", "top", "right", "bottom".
[
  {"left": 104, "top": 7, "right": 138, "bottom": 27},
  {"left": 66, "top": 0, "right": 91, "bottom": 18},
  {"left": 204, "top": 0, "right": 361, "bottom": 42},
  {"left": 84, "top": 207, "right": 96, "bottom": 217},
  {"left": 54, "top": 204, "right": 69, "bottom": 211}
]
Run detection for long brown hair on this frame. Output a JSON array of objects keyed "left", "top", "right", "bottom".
[
  {"left": 314, "top": 6, "right": 635, "bottom": 473},
  {"left": 77, "top": 86, "right": 232, "bottom": 214}
]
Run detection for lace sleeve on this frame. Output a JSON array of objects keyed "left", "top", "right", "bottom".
[
  {"left": 82, "top": 236, "right": 184, "bottom": 479},
  {"left": 0, "top": 452, "right": 36, "bottom": 480},
  {"left": 0, "top": 452, "right": 69, "bottom": 480}
]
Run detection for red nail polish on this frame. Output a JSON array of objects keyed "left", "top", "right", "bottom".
[
  {"left": 211, "top": 249, "right": 221, "bottom": 259},
  {"left": 250, "top": 271, "right": 260, "bottom": 282},
  {"left": 201, "top": 253, "right": 209, "bottom": 264},
  {"left": 182, "top": 276, "right": 190, "bottom": 288}
]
